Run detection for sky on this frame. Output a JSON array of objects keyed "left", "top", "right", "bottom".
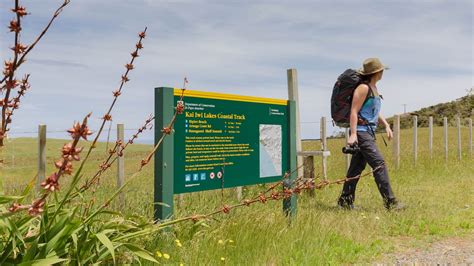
[{"left": 0, "top": 0, "right": 472, "bottom": 142}]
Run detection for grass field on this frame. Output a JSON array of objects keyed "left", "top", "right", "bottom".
[{"left": 1, "top": 125, "right": 473, "bottom": 264}]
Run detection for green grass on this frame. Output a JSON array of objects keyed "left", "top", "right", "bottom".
[{"left": 1, "top": 125, "right": 473, "bottom": 264}]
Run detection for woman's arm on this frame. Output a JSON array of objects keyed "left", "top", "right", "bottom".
[
  {"left": 378, "top": 113, "right": 393, "bottom": 140},
  {"left": 348, "top": 84, "right": 369, "bottom": 145}
]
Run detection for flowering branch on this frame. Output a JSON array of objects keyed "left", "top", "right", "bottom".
[
  {"left": 80, "top": 28, "right": 147, "bottom": 164},
  {"left": 79, "top": 114, "right": 154, "bottom": 193},
  {"left": 9, "top": 113, "right": 92, "bottom": 215},
  {"left": 0, "top": 0, "right": 70, "bottom": 147}
]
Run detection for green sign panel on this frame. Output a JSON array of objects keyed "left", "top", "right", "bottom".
[
  {"left": 154, "top": 87, "right": 297, "bottom": 220},
  {"left": 173, "top": 88, "right": 289, "bottom": 194}
]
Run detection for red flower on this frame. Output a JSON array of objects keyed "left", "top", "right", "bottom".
[
  {"left": 222, "top": 205, "right": 231, "bottom": 214},
  {"left": 138, "top": 31, "right": 146, "bottom": 38},
  {"left": 67, "top": 122, "right": 93, "bottom": 140},
  {"left": 258, "top": 193, "right": 267, "bottom": 203},
  {"left": 136, "top": 42, "right": 143, "bottom": 49},
  {"left": 11, "top": 43, "right": 27, "bottom": 54},
  {"left": 283, "top": 189, "right": 293, "bottom": 198},
  {"left": 112, "top": 90, "right": 121, "bottom": 97},
  {"left": 3, "top": 61, "right": 14, "bottom": 76},
  {"left": 28, "top": 199, "right": 45, "bottom": 216},
  {"left": 55, "top": 158, "right": 73, "bottom": 175},
  {"left": 62, "top": 142, "right": 83, "bottom": 161},
  {"left": 161, "top": 127, "right": 172, "bottom": 135},
  {"left": 102, "top": 114, "right": 112, "bottom": 121},
  {"left": 99, "top": 162, "right": 109, "bottom": 170},
  {"left": 125, "top": 63, "right": 134, "bottom": 70},
  {"left": 8, "top": 202, "right": 26, "bottom": 213},
  {"left": 12, "top": 6, "right": 28, "bottom": 17},
  {"left": 41, "top": 173, "right": 60, "bottom": 192},
  {"left": 176, "top": 101, "right": 185, "bottom": 114},
  {"left": 131, "top": 51, "right": 139, "bottom": 58},
  {"left": 271, "top": 192, "right": 280, "bottom": 200},
  {"left": 5, "top": 79, "right": 18, "bottom": 89},
  {"left": 8, "top": 20, "right": 21, "bottom": 33},
  {"left": 121, "top": 75, "right": 130, "bottom": 82}
]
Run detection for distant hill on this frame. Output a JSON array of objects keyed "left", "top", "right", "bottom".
[{"left": 386, "top": 94, "right": 473, "bottom": 129}]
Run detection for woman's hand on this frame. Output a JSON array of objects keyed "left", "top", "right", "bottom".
[
  {"left": 348, "top": 133, "right": 358, "bottom": 145},
  {"left": 386, "top": 126, "right": 393, "bottom": 141}
]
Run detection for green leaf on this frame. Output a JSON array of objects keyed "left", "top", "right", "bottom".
[
  {"left": 18, "top": 256, "right": 68, "bottom": 266},
  {"left": 0, "top": 195, "right": 24, "bottom": 204},
  {"left": 18, "top": 175, "right": 38, "bottom": 204},
  {"left": 123, "top": 244, "right": 158, "bottom": 263},
  {"left": 96, "top": 232, "right": 115, "bottom": 264}
]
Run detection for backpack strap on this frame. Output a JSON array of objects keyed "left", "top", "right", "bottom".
[
  {"left": 357, "top": 83, "right": 374, "bottom": 125},
  {"left": 363, "top": 84, "right": 374, "bottom": 105}
]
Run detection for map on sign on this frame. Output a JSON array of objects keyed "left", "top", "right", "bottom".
[
  {"left": 259, "top": 124, "right": 282, "bottom": 178},
  {"left": 171, "top": 88, "right": 290, "bottom": 194}
]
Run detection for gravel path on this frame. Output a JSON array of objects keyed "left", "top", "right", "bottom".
[{"left": 378, "top": 238, "right": 474, "bottom": 265}]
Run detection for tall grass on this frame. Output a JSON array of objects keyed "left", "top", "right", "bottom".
[{"left": 3, "top": 125, "right": 472, "bottom": 264}]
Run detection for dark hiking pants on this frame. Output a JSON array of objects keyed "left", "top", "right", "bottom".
[{"left": 339, "top": 131, "right": 396, "bottom": 205}]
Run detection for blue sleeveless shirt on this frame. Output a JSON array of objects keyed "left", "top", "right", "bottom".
[{"left": 357, "top": 91, "right": 382, "bottom": 132}]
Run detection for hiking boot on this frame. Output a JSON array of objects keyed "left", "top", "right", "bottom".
[
  {"left": 384, "top": 198, "right": 406, "bottom": 211},
  {"left": 337, "top": 197, "right": 355, "bottom": 210}
]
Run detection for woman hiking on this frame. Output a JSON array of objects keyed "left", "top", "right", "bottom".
[{"left": 337, "top": 58, "right": 404, "bottom": 210}]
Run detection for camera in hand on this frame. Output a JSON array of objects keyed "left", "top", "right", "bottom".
[{"left": 342, "top": 143, "right": 360, "bottom": 154}]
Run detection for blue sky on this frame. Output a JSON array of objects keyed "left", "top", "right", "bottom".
[{"left": 0, "top": 0, "right": 472, "bottom": 141}]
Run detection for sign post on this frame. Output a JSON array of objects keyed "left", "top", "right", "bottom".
[
  {"left": 154, "top": 87, "right": 296, "bottom": 221},
  {"left": 154, "top": 88, "right": 175, "bottom": 221}
]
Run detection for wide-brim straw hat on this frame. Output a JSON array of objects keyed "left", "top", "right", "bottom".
[{"left": 358, "top": 58, "right": 389, "bottom": 75}]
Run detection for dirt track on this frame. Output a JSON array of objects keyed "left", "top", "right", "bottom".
[{"left": 378, "top": 237, "right": 474, "bottom": 265}]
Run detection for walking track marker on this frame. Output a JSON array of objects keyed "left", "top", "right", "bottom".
[{"left": 155, "top": 87, "right": 297, "bottom": 221}]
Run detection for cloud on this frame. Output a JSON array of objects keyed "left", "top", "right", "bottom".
[{"left": 0, "top": 0, "right": 472, "bottom": 140}]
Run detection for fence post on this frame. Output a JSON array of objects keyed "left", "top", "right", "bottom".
[
  {"left": 287, "top": 69, "right": 303, "bottom": 180},
  {"left": 429, "top": 116, "right": 433, "bottom": 159},
  {"left": 457, "top": 116, "right": 462, "bottom": 160},
  {"left": 345, "top": 128, "right": 350, "bottom": 171},
  {"left": 37, "top": 124, "right": 47, "bottom": 193},
  {"left": 236, "top": 186, "right": 242, "bottom": 201},
  {"left": 320, "top": 116, "right": 327, "bottom": 180},
  {"left": 304, "top": 155, "right": 315, "bottom": 197},
  {"left": 117, "top": 123, "right": 125, "bottom": 209},
  {"left": 413, "top": 116, "right": 418, "bottom": 165},
  {"left": 469, "top": 118, "right": 473, "bottom": 157},
  {"left": 444, "top": 117, "right": 448, "bottom": 162},
  {"left": 393, "top": 115, "right": 400, "bottom": 169}
]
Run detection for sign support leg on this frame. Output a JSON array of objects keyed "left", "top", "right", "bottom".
[
  {"left": 283, "top": 100, "right": 297, "bottom": 218},
  {"left": 154, "top": 87, "right": 175, "bottom": 222}
]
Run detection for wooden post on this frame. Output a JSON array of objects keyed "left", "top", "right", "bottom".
[
  {"left": 345, "top": 128, "right": 350, "bottom": 171},
  {"left": 457, "top": 116, "right": 462, "bottom": 160},
  {"left": 413, "top": 116, "right": 418, "bottom": 165},
  {"left": 444, "top": 117, "right": 448, "bottom": 162},
  {"left": 304, "top": 155, "right": 315, "bottom": 197},
  {"left": 320, "top": 117, "right": 328, "bottom": 180},
  {"left": 236, "top": 186, "right": 242, "bottom": 201},
  {"left": 393, "top": 115, "right": 400, "bottom": 169},
  {"left": 469, "top": 118, "right": 473, "bottom": 157},
  {"left": 37, "top": 124, "right": 47, "bottom": 193},
  {"left": 429, "top": 116, "right": 433, "bottom": 159},
  {"left": 117, "top": 123, "right": 125, "bottom": 209},
  {"left": 287, "top": 69, "right": 303, "bottom": 180}
]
